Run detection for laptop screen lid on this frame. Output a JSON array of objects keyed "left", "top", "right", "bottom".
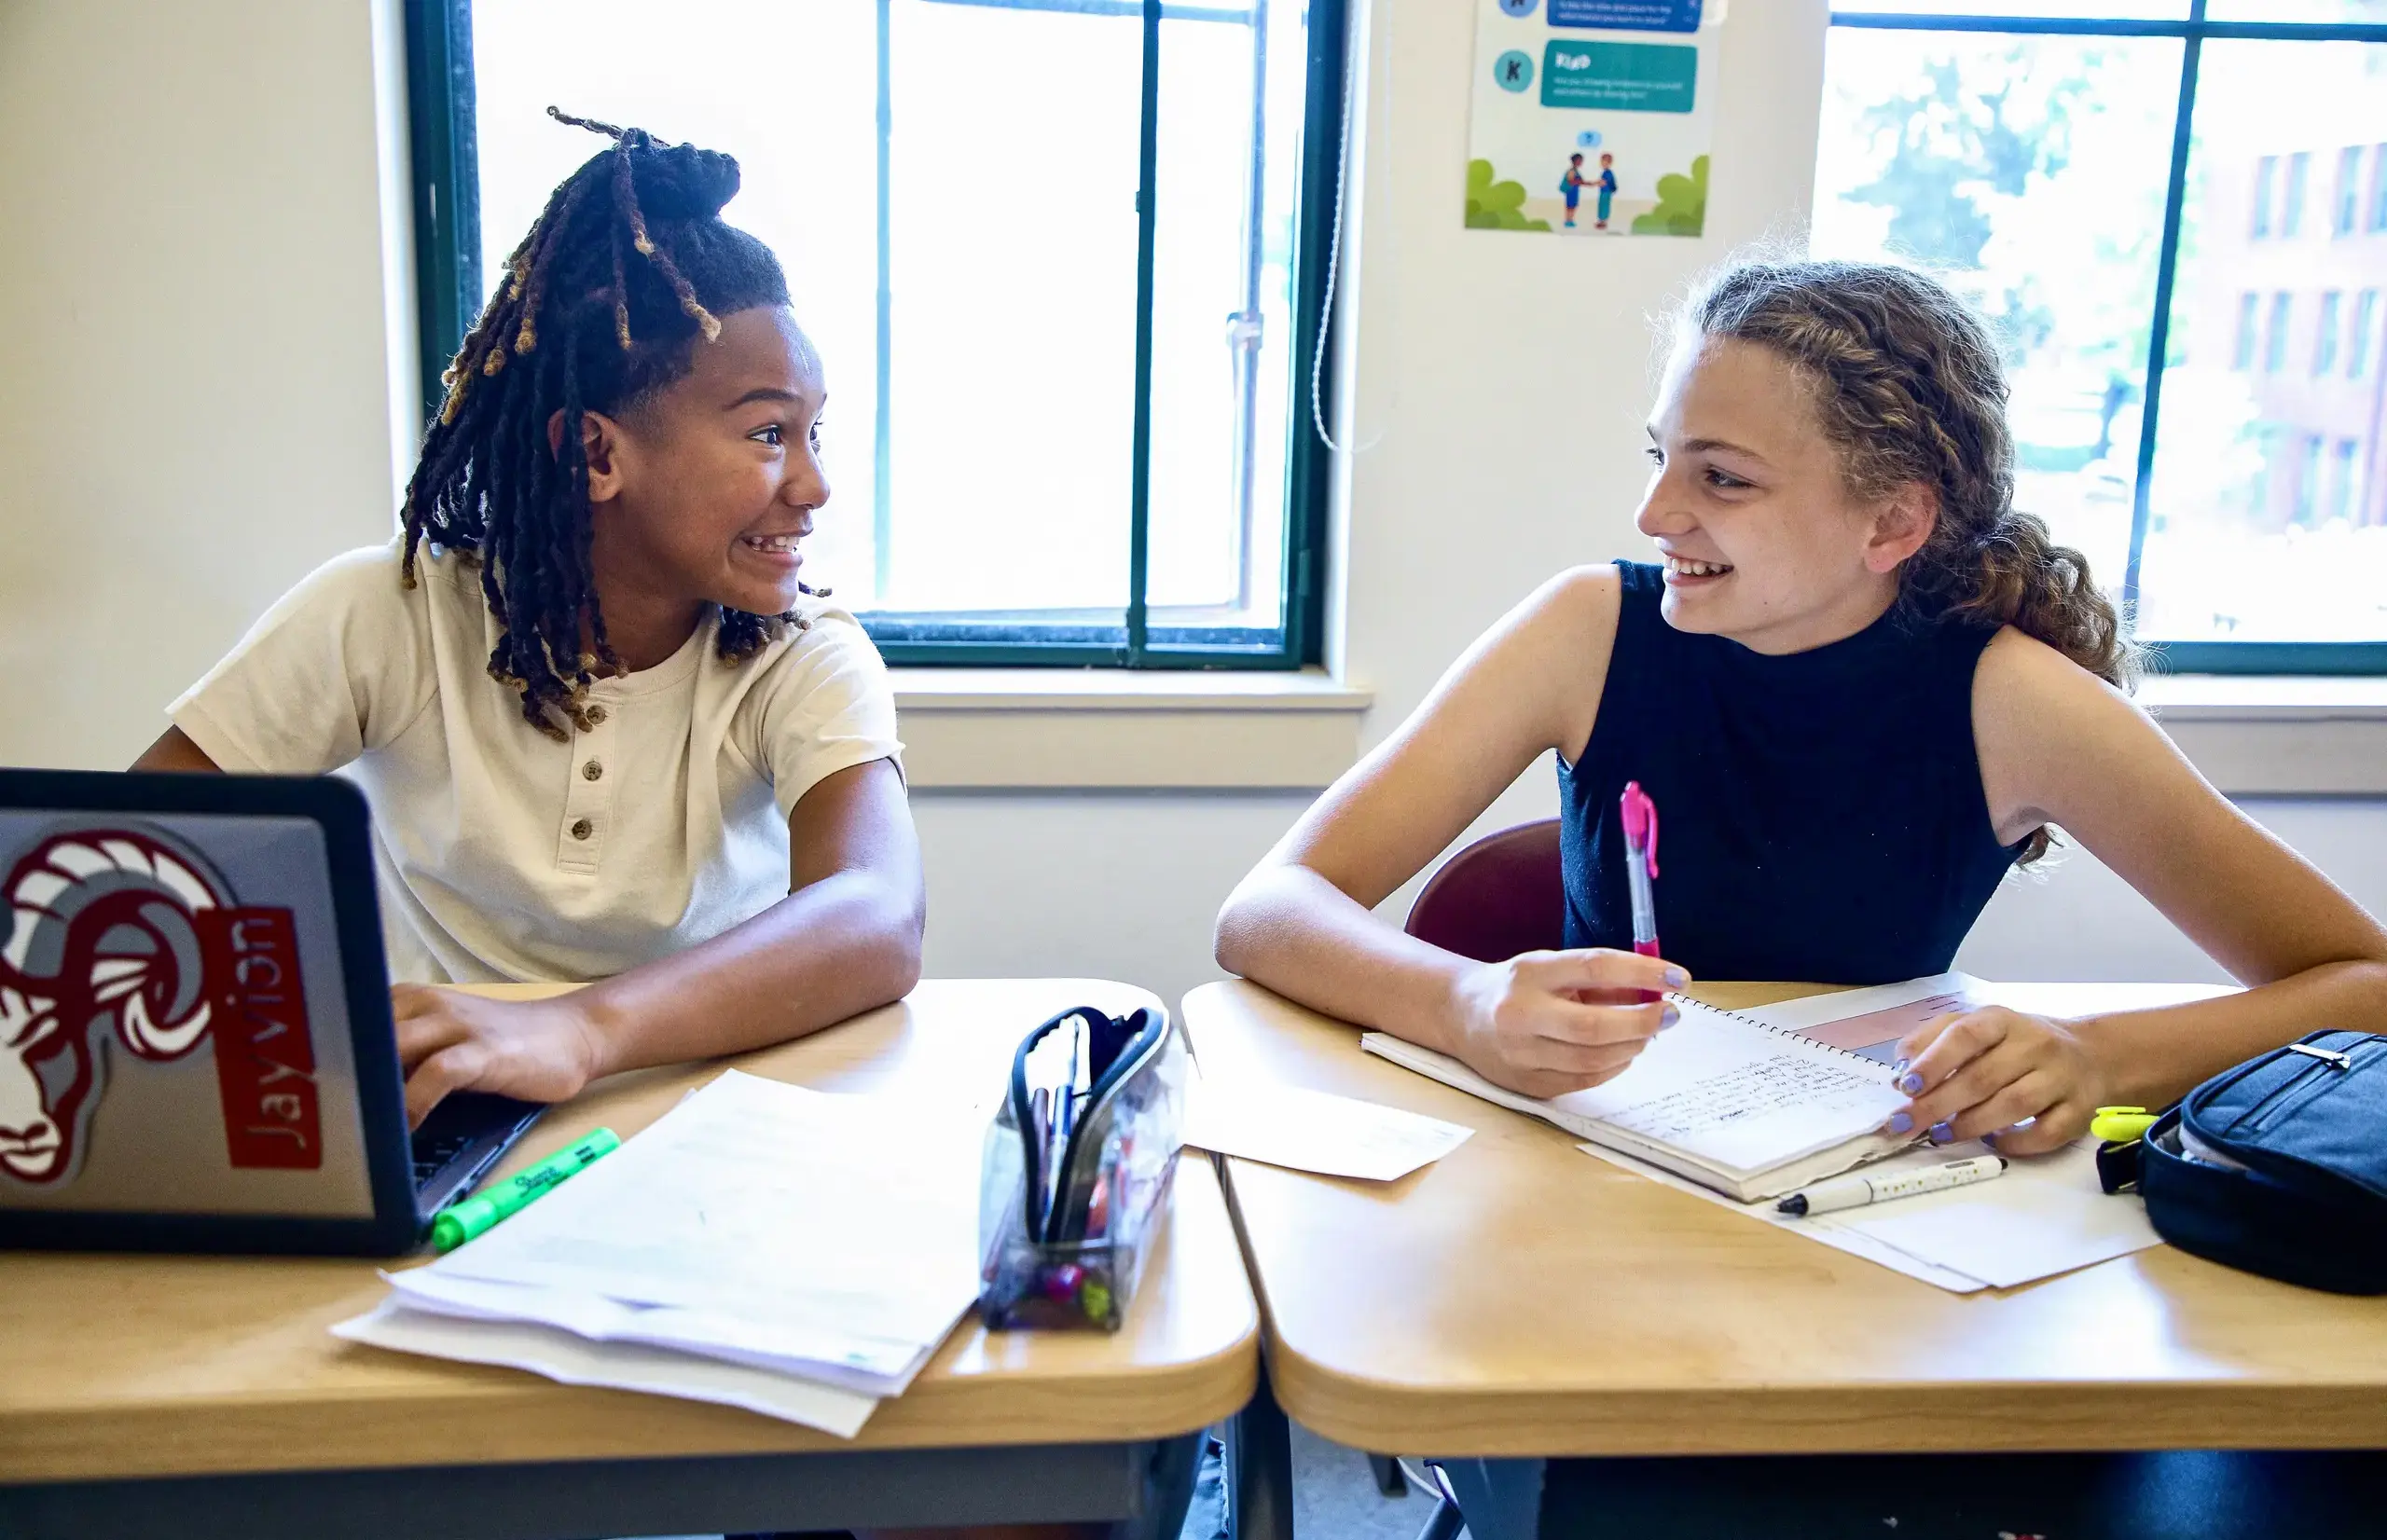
[{"left": 0, "top": 769, "right": 420, "bottom": 1254}]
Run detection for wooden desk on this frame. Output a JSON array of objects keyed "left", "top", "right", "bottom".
[
  {"left": 1186, "top": 979, "right": 2387, "bottom": 1462},
  {"left": 0, "top": 980, "right": 1257, "bottom": 1540}
]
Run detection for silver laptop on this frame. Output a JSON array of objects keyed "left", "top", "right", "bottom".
[{"left": 0, "top": 769, "right": 540, "bottom": 1255}]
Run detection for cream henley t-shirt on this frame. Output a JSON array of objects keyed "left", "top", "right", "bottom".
[{"left": 171, "top": 541, "right": 904, "bottom": 986}]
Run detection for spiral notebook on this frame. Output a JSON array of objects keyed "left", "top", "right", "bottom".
[{"left": 1359, "top": 986, "right": 1946, "bottom": 1202}]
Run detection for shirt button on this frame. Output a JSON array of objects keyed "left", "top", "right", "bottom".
[
  {"left": 586, "top": 705, "right": 609, "bottom": 725},
  {"left": 571, "top": 818, "right": 594, "bottom": 841},
  {"left": 582, "top": 760, "right": 603, "bottom": 781}
]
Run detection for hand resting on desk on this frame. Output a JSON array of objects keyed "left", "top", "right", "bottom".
[{"left": 1890, "top": 1005, "right": 2104, "bottom": 1158}]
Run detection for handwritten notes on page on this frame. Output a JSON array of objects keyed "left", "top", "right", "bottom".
[
  {"left": 1595, "top": 1054, "right": 1884, "bottom": 1148},
  {"left": 1549, "top": 1004, "right": 1905, "bottom": 1177},
  {"left": 1182, "top": 1077, "right": 1472, "bottom": 1181}
]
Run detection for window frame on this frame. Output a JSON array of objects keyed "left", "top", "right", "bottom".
[
  {"left": 1830, "top": 3, "right": 2387, "bottom": 676},
  {"left": 402, "top": 0, "right": 1346, "bottom": 672}
]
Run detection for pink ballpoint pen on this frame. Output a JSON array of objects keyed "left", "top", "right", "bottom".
[{"left": 1619, "top": 781, "right": 1662, "bottom": 1000}]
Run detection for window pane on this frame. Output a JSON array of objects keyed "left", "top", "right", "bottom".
[
  {"left": 1829, "top": 3, "right": 2187, "bottom": 19},
  {"left": 1813, "top": 26, "right": 2184, "bottom": 592},
  {"left": 472, "top": 3, "right": 916, "bottom": 618},
  {"left": 2204, "top": 1, "right": 2387, "bottom": 19},
  {"left": 1144, "top": 0, "right": 1311, "bottom": 647},
  {"left": 2283, "top": 150, "right": 2311, "bottom": 238},
  {"left": 2133, "top": 40, "right": 2387, "bottom": 643},
  {"left": 471, "top": 0, "right": 1315, "bottom": 655},
  {"left": 877, "top": 0, "right": 1140, "bottom": 627}
]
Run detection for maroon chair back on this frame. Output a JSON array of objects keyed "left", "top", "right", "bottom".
[{"left": 1402, "top": 818, "right": 1566, "bottom": 963}]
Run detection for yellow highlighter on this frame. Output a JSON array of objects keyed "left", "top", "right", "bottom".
[{"left": 2091, "top": 1106, "right": 2159, "bottom": 1142}]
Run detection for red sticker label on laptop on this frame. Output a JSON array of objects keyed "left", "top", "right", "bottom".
[{"left": 198, "top": 907, "right": 324, "bottom": 1170}]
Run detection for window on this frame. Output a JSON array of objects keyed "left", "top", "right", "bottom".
[
  {"left": 2295, "top": 433, "right": 2324, "bottom": 525},
  {"left": 1824, "top": 7, "right": 2387, "bottom": 669},
  {"left": 2283, "top": 150, "right": 2311, "bottom": 237},
  {"left": 407, "top": 0, "right": 1348, "bottom": 669}
]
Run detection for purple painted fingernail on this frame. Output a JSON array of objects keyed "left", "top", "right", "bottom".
[
  {"left": 1893, "top": 1057, "right": 1911, "bottom": 1074},
  {"left": 1663, "top": 966, "right": 1690, "bottom": 988},
  {"left": 1897, "top": 1070, "right": 1925, "bottom": 1095},
  {"left": 1980, "top": 1130, "right": 2000, "bottom": 1150},
  {"left": 1660, "top": 1004, "right": 1681, "bottom": 1030},
  {"left": 1929, "top": 1121, "right": 1955, "bottom": 1144},
  {"left": 1888, "top": 1111, "right": 1913, "bottom": 1135}
]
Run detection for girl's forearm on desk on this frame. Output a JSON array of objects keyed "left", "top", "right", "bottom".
[
  {"left": 1215, "top": 862, "right": 1472, "bottom": 1052},
  {"left": 573, "top": 868, "right": 924, "bottom": 1077},
  {"left": 2081, "top": 957, "right": 2387, "bottom": 1109}
]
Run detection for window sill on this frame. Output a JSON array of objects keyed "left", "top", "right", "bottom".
[
  {"left": 892, "top": 668, "right": 1375, "bottom": 790},
  {"left": 890, "top": 672, "right": 2387, "bottom": 795},
  {"left": 2141, "top": 675, "right": 2387, "bottom": 795}
]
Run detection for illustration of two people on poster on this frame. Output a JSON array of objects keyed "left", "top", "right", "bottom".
[{"left": 1561, "top": 151, "right": 1618, "bottom": 229}]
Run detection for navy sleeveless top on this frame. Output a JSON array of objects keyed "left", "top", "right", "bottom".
[{"left": 1560, "top": 561, "right": 2025, "bottom": 984}]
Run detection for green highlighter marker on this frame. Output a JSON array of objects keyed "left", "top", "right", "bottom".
[{"left": 431, "top": 1127, "right": 620, "bottom": 1252}]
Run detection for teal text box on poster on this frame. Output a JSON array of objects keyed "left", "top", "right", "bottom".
[{"left": 1538, "top": 39, "right": 1697, "bottom": 113}]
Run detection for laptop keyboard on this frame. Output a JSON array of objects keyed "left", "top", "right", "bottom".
[
  {"left": 407, "top": 1092, "right": 545, "bottom": 1206},
  {"left": 410, "top": 1124, "right": 483, "bottom": 1189}
]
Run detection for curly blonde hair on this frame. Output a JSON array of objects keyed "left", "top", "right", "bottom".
[{"left": 1676, "top": 257, "right": 2136, "bottom": 859}]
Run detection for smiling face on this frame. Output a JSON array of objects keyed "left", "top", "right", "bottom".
[
  {"left": 1635, "top": 335, "right": 1935, "bottom": 655},
  {"left": 581, "top": 306, "right": 828, "bottom": 664}
]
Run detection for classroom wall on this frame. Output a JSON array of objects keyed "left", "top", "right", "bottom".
[
  {"left": 0, "top": 0, "right": 416, "bottom": 770},
  {"left": 4, "top": 0, "right": 2385, "bottom": 1011}
]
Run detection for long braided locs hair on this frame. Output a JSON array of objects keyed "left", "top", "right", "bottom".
[
  {"left": 402, "top": 109, "right": 807, "bottom": 740},
  {"left": 1678, "top": 258, "right": 2137, "bottom": 862}
]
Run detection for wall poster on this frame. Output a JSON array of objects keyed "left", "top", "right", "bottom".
[{"left": 1466, "top": 0, "right": 1721, "bottom": 238}]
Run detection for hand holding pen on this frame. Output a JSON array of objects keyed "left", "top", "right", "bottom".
[
  {"left": 1431, "top": 778, "right": 1685, "bottom": 1100},
  {"left": 1446, "top": 948, "right": 1686, "bottom": 1102}
]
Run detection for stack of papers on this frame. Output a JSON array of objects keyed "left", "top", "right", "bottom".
[{"left": 334, "top": 1070, "right": 986, "bottom": 1436}]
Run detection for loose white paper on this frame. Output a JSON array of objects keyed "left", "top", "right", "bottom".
[
  {"left": 1183, "top": 1077, "right": 1472, "bottom": 1181},
  {"left": 1579, "top": 1136, "right": 2159, "bottom": 1292},
  {"left": 383, "top": 1269, "right": 940, "bottom": 1396},
  {"left": 336, "top": 1070, "right": 985, "bottom": 1426},
  {"left": 332, "top": 1299, "right": 880, "bottom": 1437},
  {"left": 432, "top": 1070, "right": 983, "bottom": 1347}
]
